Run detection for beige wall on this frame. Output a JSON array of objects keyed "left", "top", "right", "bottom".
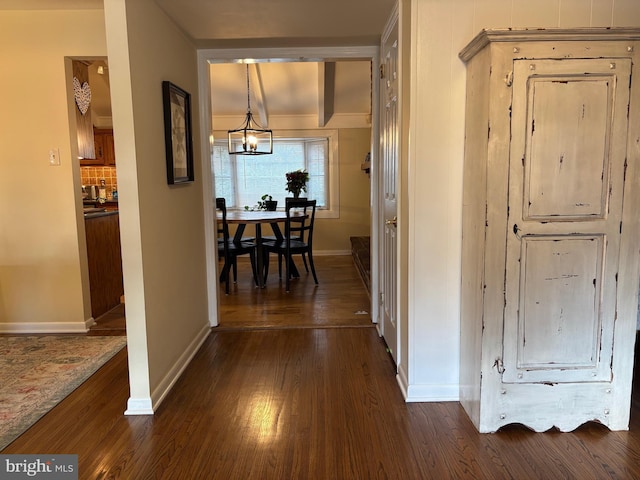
[
  {"left": 104, "top": 0, "right": 209, "bottom": 410},
  {"left": 0, "top": 10, "right": 107, "bottom": 331},
  {"left": 315, "top": 128, "right": 371, "bottom": 253},
  {"left": 401, "top": 0, "right": 640, "bottom": 400}
]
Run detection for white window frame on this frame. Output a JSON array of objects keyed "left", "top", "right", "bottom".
[
  {"left": 213, "top": 129, "right": 339, "bottom": 219},
  {"left": 274, "top": 129, "right": 339, "bottom": 219}
]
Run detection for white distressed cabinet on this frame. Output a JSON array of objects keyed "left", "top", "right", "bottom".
[{"left": 459, "top": 29, "right": 640, "bottom": 433}]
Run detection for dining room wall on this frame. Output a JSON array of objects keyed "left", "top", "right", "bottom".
[{"left": 314, "top": 127, "right": 371, "bottom": 253}]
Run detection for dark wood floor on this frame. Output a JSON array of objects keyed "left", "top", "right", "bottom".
[
  {"left": 4, "top": 256, "right": 640, "bottom": 479},
  {"left": 217, "top": 255, "right": 372, "bottom": 329}
]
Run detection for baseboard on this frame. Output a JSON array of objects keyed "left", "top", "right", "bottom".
[
  {"left": 234, "top": 250, "right": 351, "bottom": 260},
  {"left": 396, "top": 365, "right": 409, "bottom": 398},
  {"left": 124, "top": 397, "right": 154, "bottom": 415},
  {"left": 404, "top": 383, "right": 460, "bottom": 402},
  {"left": 146, "top": 323, "right": 211, "bottom": 413},
  {"left": 313, "top": 250, "right": 351, "bottom": 256},
  {"left": 396, "top": 366, "right": 459, "bottom": 402},
  {"left": 0, "top": 318, "right": 95, "bottom": 334}
]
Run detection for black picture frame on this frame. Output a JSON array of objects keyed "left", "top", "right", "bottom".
[{"left": 162, "top": 81, "right": 194, "bottom": 184}]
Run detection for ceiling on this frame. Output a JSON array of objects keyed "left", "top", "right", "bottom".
[
  {"left": 154, "top": 0, "right": 395, "bottom": 48},
  {"left": 1, "top": 0, "right": 395, "bottom": 47},
  {"left": 4, "top": 0, "right": 393, "bottom": 122},
  {"left": 209, "top": 61, "right": 373, "bottom": 128}
]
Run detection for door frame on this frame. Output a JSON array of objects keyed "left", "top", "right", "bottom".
[{"left": 196, "top": 46, "right": 381, "bottom": 327}]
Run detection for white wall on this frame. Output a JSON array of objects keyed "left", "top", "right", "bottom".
[
  {"left": 402, "top": 0, "right": 640, "bottom": 401},
  {"left": 104, "top": 0, "right": 210, "bottom": 413},
  {"left": 0, "top": 10, "right": 107, "bottom": 332}
]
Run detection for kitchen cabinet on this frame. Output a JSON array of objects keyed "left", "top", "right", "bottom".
[
  {"left": 80, "top": 128, "right": 115, "bottom": 166},
  {"left": 459, "top": 28, "right": 640, "bottom": 433},
  {"left": 84, "top": 211, "right": 123, "bottom": 318}
]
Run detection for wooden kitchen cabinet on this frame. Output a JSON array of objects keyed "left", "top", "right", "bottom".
[
  {"left": 459, "top": 29, "right": 640, "bottom": 433},
  {"left": 84, "top": 211, "right": 123, "bottom": 318},
  {"left": 80, "top": 128, "right": 115, "bottom": 166},
  {"left": 94, "top": 128, "right": 115, "bottom": 165}
]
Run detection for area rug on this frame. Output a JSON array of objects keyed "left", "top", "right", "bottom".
[{"left": 0, "top": 335, "right": 127, "bottom": 451}]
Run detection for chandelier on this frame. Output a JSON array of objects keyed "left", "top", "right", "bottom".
[{"left": 227, "top": 64, "right": 273, "bottom": 155}]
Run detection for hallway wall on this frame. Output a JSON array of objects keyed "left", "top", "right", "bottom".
[
  {"left": 0, "top": 10, "right": 107, "bottom": 332},
  {"left": 402, "top": 0, "right": 640, "bottom": 400},
  {"left": 104, "top": 0, "right": 210, "bottom": 412}
]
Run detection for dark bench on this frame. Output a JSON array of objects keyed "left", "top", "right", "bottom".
[{"left": 350, "top": 236, "right": 370, "bottom": 296}]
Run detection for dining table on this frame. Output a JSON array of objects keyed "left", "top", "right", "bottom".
[{"left": 222, "top": 210, "right": 305, "bottom": 288}]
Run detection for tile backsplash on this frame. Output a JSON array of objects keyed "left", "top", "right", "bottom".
[{"left": 81, "top": 166, "right": 118, "bottom": 200}]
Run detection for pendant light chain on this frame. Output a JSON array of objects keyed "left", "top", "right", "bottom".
[{"left": 246, "top": 64, "right": 251, "bottom": 114}]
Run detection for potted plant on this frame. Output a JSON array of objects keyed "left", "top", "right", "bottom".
[
  {"left": 244, "top": 194, "right": 277, "bottom": 211},
  {"left": 261, "top": 194, "right": 278, "bottom": 211},
  {"left": 285, "top": 169, "right": 309, "bottom": 198}
]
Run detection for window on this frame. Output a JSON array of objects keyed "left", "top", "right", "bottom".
[{"left": 212, "top": 129, "right": 339, "bottom": 218}]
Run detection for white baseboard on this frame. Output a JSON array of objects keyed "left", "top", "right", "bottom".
[
  {"left": 123, "top": 323, "right": 211, "bottom": 416},
  {"left": 124, "top": 397, "right": 154, "bottom": 415},
  {"left": 397, "top": 366, "right": 459, "bottom": 402},
  {"left": 396, "top": 365, "right": 409, "bottom": 398},
  {"left": 0, "top": 318, "right": 95, "bottom": 334},
  {"left": 404, "top": 383, "right": 460, "bottom": 402},
  {"left": 125, "top": 324, "right": 210, "bottom": 415},
  {"left": 314, "top": 250, "right": 351, "bottom": 256},
  {"left": 235, "top": 249, "right": 352, "bottom": 258}
]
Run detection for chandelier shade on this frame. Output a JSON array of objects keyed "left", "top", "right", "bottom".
[{"left": 228, "top": 64, "right": 273, "bottom": 155}]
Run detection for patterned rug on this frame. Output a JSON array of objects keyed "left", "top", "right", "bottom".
[{"left": 0, "top": 335, "right": 127, "bottom": 451}]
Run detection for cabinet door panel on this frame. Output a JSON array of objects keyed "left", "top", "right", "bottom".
[
  {"left": 504, "top": 58, "right": 631, "bottom": 386},
  {"left": 80, "top": 129, "right": 115, "bottom": 166},
  {"left": 525, "top": 77, "right": 612, "bottom": 220},
  {"left": 503, "top": 235, "right": 605, "bottom": 383}
]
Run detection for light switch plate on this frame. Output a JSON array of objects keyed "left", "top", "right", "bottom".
[{"left": 49, "top": 148, "right": 60, "bottom": 166}]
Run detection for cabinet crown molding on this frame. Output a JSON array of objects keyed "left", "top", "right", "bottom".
[{"left": 459, "top": 27, "right": 640, "bottom": 63}]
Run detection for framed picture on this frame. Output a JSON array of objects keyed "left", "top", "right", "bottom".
[{"left": 162, "top": 81, "right": 194, "bottom": 184}]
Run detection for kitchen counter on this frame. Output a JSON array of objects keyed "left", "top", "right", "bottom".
[
  {"left": 83, "top": 207, "right": 119, "bottom": 219},
  {"left": 83, "top": 199, "right": 119, "bottom": 211}
]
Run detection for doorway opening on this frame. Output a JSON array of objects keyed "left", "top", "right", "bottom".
[
  {"left": 69, "top": 56, "right": 126, "bottom": 335},
  {"left": 198, "top": 47, "right": 381, "bottom": 331}
]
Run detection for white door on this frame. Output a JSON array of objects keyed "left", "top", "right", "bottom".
[
  {"left": 380, "top": 16, "right": 399, "bottom": 364},
  {"left": 499, "top": 58, "right": 632, "bottom": 430}
]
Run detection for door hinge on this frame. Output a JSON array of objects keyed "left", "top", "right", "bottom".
[
  {"left": 380, "top": 292, "right": 384, "bottom": 305},
  {"left": 380, "top": 64, "right": 385, "bottom": 79},
  {"left": 494, "top": 357, "right": 505, "bottom": 374}
]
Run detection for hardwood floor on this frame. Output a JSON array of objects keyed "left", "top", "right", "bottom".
[
  {"left": 87, "top": 303, "right": 127, "bottom": 336},
  {"left": 86, "top": 255, "right": 372, "bottom": 332},
  {"left": 4, "top": 256, "right": 640, "bottom": 479},
  {"left": 218, "top": 255, "right": 372, "bottom": 329}
]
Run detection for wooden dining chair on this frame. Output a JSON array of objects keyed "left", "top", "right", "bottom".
[
  {"left": 216, "top": 198, "right": 258, "bottom": 294},
  {"left": 261, "top": 197, "right": 309, "bottom": 276},
  {"left": 262, "top": 199, "right": 318, "bottom": 292}
]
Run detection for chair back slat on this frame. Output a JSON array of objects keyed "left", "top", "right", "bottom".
[
  {"left": 285, "top": 199, "right": 316, "bottom": 248},
  {"left": 216, "top": 197, "right": 230, "bottom": 243},
  {"left": 215, "top": 197, "right": 258, "bottom": 293},
  {"left": 284, "top": 197, "right": 307, "bottom": 240}
]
